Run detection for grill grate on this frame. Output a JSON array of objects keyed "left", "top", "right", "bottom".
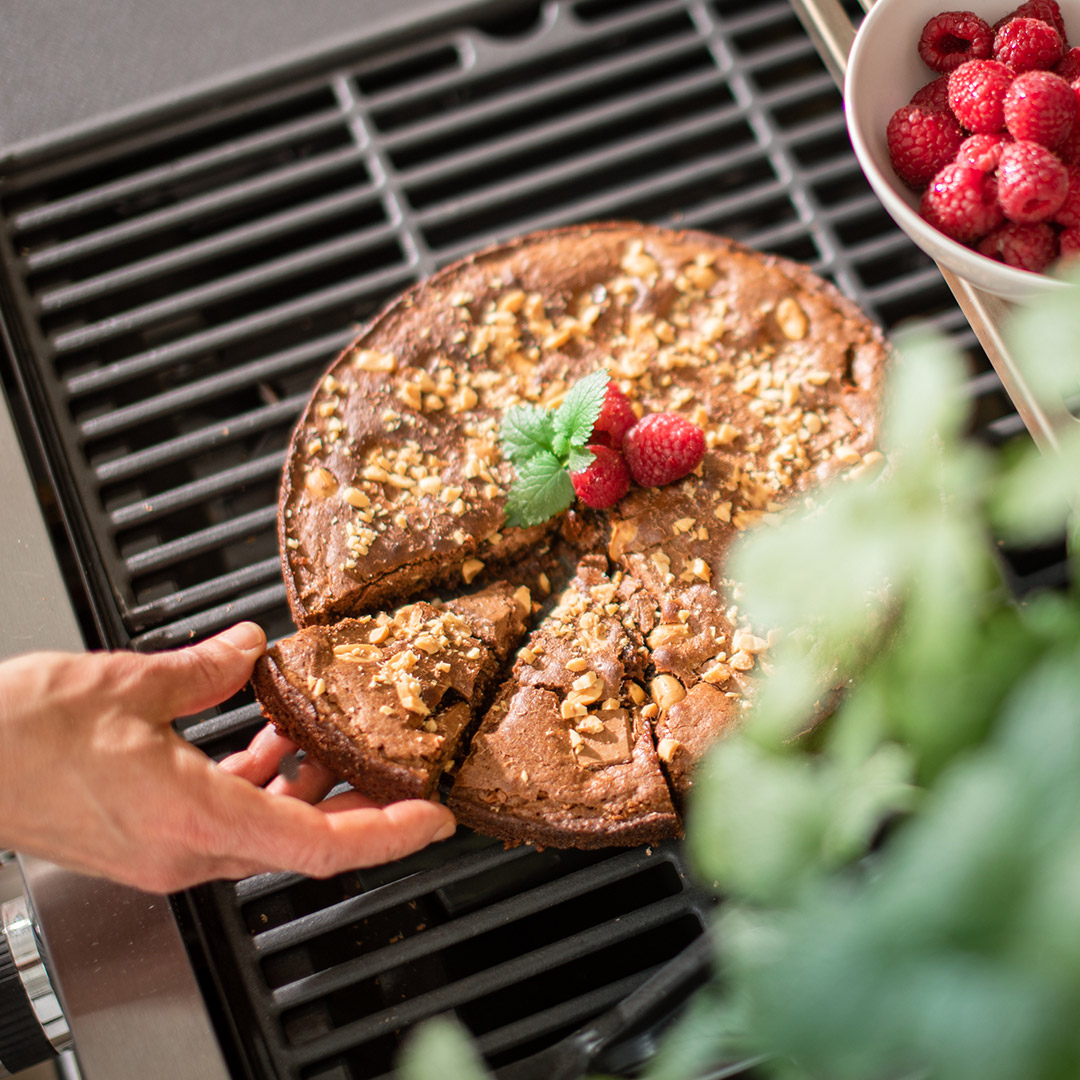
[{"left": 0, "top": 1, "right": 1038, "bottom": 1078}]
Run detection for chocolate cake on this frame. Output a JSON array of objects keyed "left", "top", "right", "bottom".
[
  {"left": 251, "top": 583, "right": 531, "bottom": 802},
  {"left": 261, "top": 222, "right": 888, "bottom": 844},
  {"left": 448, "top": 556, "right": 680, "bottom": 848}
]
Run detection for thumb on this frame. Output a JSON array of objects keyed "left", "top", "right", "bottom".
[{"left": 140, "top": 622, "right": 266, "bottom": 719}]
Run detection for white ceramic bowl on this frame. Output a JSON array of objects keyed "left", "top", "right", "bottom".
[{"left": 845, "top": 0, "right": 1077, "bottom": 302}]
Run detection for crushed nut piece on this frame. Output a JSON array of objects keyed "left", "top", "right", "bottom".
[
  {"left": 650, "top": 674, "right": 686, "bottom": 712},
  {"left": 341, "top": 486, "right": 371, "bottom": 509},
  {"left": 305, "top": 467, "right": 338, "bottom": 499},
  {"left": 354, "top": 349, "right": 396, "bottom": 372},
  {"left": 775, "top": 297, "right": 809, "bottom": 340},
  {"left": 461, "top": 558, "right": 485, "bottom": 584},
  {"left": 648, "top": 623, "right": 691, "bottom": 648},
  {"left": 656, "top": 737, "right": 680, "bottom": 764}
]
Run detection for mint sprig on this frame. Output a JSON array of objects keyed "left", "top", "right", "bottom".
[{"left": 499, "top": 369, "right": 609, "bottom": 527}]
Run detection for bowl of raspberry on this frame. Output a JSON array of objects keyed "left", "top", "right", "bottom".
[{"left": 845, "top": 0, "right": 1080, "bottom": 301}]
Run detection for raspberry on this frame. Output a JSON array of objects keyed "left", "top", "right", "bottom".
[
  {"left": 920, "top": 164, "right": 1004, "bottom": 243},
  {"left": 948, "top": 59, "right": 1015, "bottom": 132},
  {"left": 1004, "top": 70, "right": 1076, "bottom": 145},
  {"left": 1054, "top": 47, "right": 1080, "bottom": 81},
  {"left": 977, "top": 221, "right": 1058, "bottom": 269},
  {"left": 993, "top": 17, "right": 1063, "bottom": 71},
  {"left": 1053, "top": 163, "right": 1080, "bottom": 226},
  {"left": 1059, "top": 96, "right": 1080, "bottom": 162},
  {"left": 1059, "top": 224, "right": 1080, "bottom": 260},
  {"left": 997, "top": 139, "right": 1069, "bottom": 220},
  {"left": 569, "top": 444, "right": 631, "bottom": 509},
  {"left": 956, "top": 132, "right": 1011, "bottom": 170},
  {"left": 918, "top": 11, "right": 994, "bottom": 72},
  {"left": 588, "top": 381, "right": 638, "bottom": 449},
  {"left": 623, "top": 413, "right": 706, "bottom": 488},
  {"left": 886, "top": 106, "right": 965, "bottom": 188},
  {"left": 995, "top": 0, "right": 1067, "bottom": 38},
  {"left": 910, "top": 75, "right": 953, "bottom": 112}
]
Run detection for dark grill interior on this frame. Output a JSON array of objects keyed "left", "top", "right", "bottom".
[{"left": 0, "top": 1, "right": 1048, "bottom": 1078}]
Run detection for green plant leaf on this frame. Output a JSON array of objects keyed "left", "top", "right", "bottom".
[
  {"left": 567, "top": 444, "right": 596, "bottom": 473},
  {"left": 399, "top": 1017, "right": 492, "bottom": 1080},
  {"left": 1005, "top": 263, "right": 1080, "bottom": 408},
  {"left": 553, "top": 368, "right": 609, "bottom": 447},
  {"left": 688, "top": 739, "right": 829, "bottom": 903},
  {"left": 500, "top": 403, "right": 555, "bottom": 465},
  {"left": 502, "top": 450, "right": 576, "bottom": 528},
  {"left": 990, "top": 425, "right": 1080, "bottom": 546}
]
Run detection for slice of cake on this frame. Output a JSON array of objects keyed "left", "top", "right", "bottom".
[
  {"left": 448, "top": 556, "right": 680, "bottom": 848},
  {"left": 251, "top": 582, "right": 531, "bottom": 802}
]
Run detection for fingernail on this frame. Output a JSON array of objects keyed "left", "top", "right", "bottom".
[
  {"left": 432, "top": 817, "right": 457, "bottom": 842},
  {"left": 218, "top": 622, "right": 266, "bottom": 653}
]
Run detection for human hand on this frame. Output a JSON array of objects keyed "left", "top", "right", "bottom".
[{"left": 0, "top": 623, "right": 456, "bottom": 893}]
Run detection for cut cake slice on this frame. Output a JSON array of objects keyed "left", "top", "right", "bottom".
[
  {"left": 448, "top": 556, "right": 680, "bottom": 848},
  {"left": 251, "top": 582, "right": 531, "bottom": 803}
]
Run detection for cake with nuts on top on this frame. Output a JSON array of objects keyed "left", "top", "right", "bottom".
[
  {"left": 263, "top": 222, "right": 887, "bottom": 843},
  {"left": 252, "top": 583, "right": 531, "bottom": 802}
]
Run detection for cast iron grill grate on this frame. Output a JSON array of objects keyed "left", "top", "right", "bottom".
[{"left": 0, "top": 1, "right": 1045, "bottom": 1078}]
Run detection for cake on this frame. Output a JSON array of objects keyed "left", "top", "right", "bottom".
[
  {"left": 447, "top": 555, "right": 680, "bottom": 848},
  {"left": 251, "top": 583, "right": 531, "bottom": 802},
  {"left": 259, "top": 222, "right": 888, "bottom": 845}
]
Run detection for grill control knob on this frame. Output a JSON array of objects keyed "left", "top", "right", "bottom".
[{"left": 0, "top": 895, "right": 71, "bottom": 1077}]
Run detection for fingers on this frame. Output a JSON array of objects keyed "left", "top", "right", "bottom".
[
  {"left": 219, "top": 780, "right": 457, "bottom": 880},
  {"left": 218, "top": 725, "right": 298, "bottom": 786},
  {"left": 308, "top": 793, "right": 458, "bottom": 873},
  {"left": 130, "top": 623, "right": 267, "bottom": 719},
  {"left": 219, "top": 724, "right": 341, "bottom": 803},
  {"left": 265, "top": 757, "right": 340, "bottom": 803}
]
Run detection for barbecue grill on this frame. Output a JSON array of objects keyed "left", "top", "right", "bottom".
[{"left": 0, "top": 1, "right": 1058, "bottom": 1078}]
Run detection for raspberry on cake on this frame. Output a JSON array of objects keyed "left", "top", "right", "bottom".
[
  {"left": 623, "top": 412, "right": 706, "bottom": 488},
  {"left": 569, "top": 444, "right": 631, "bottom": 509},
  {"left": 589, "top": 380, "right": 638, "bottom": 449}
]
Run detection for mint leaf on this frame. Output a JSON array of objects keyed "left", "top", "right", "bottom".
[
  {"left": 503, "top": 451, "right": 575, "bottom": 528},
  {"left": 567, "top": 445, "right": 596, "bottom": 473},
  {"left": 500, "top": 404, "right": 555, "bottom": 465},
  {"left": 553, "top": 368, "right": 610, "bottom": 447}
]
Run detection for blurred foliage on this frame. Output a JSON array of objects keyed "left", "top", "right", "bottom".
[
  {"left": 667, "top": 264, "right": 1080, "bottom": 1080},
  {"left": 402, "top": 267, "right": 1080, "bottom": 1080}
]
